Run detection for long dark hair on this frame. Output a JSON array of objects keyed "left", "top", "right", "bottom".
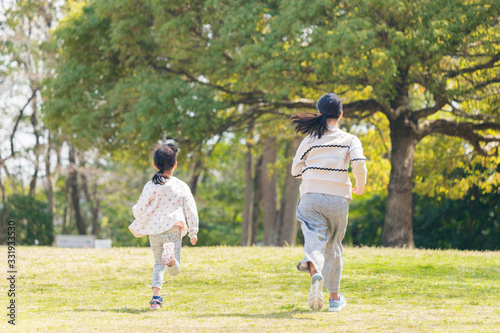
[
  {"left": 152, "top": 143, "right": 178, "bottom": 185},
  {"left": 291, "top": 93, "right": 343, "bottom": 139}
]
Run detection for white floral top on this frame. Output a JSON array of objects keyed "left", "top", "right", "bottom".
[{"left": 129, "top": 177, "right": 199, "bottom": 239}]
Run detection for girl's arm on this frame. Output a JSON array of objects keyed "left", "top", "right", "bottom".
[
  {"left": 182, "top": 185, "right": 199, "bottom": 240},
  {"left": 348, "top": 137, "right": 367, "bottom": 194},
  {"left": 291, "top": 138, "right": 307, "bottom": 178},
  {"left": 132, "top": 183, "right": 153, "bottom": 218}
]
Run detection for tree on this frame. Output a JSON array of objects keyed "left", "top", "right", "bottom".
[
  {"left": 0, "top": 0, "right": 61, "bottom": 241},
  {"left": 47, "top": 0, "right": 500, "bottom": 247}
]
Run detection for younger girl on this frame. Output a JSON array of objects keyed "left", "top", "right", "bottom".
[
  {"left": 129, "top": 143, "right": 199, "bottom": 309},
  {"left": 291, "top": 93, "right": 367, "bottom": 312}
]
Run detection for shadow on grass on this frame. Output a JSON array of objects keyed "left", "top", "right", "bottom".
[
  {"left": 74, "top": 307, "right": 312, "bottom": 319},
  {"left": 192, "top": 308, "right": 313, "bottom": 320},
  {"left": 74, "top": 308, "right": 150, "bottom": 314}
]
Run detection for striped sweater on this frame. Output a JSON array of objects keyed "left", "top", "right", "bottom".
[{"left": 291, "top": 125, "right": 367, "bottom": 200}]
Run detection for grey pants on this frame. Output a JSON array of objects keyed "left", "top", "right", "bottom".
[
  {"left": 296, "top": 193, "right": 349, "bottom": 293},
  {"left": 149, "top": 226, "right": 182, "bottom": 288}
]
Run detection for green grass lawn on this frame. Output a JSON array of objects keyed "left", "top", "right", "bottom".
[{"left": 1, "top": 246, "right": 499, "bottom": 332}]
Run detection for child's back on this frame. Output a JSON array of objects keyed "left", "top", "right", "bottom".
[{"left": 129, "top": 177, "right": 198, "bottom": 239}]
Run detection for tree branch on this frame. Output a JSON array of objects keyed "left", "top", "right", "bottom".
[
  {"left": 447, "top": 104, "right": 496, "bottom": 121},
  {"left": 157, "top": 66, "right": 236, "bottom": 95},
  {"left": 155, "top": 65, "right": 268, "bottom": 103},
  {"left": 470, "top": 122, "right": 500, "bottom": 131},
  {"left": 270, "top": 98, "right": 384, "bottom": 119},
  {"left": 475, "top": 76, "right": 500, "bottom": 90},
  {"left": 10, "top": 89, "right": 38, "bottom": 157},
  {"left": 156, "top": 62, "right": 386, "bottom": 120},
  {"left": 446, "top": 51, "right": 500, "bottom": 78},
  {"left": 410, "top": 100, "right": 448, "bottom": 120},
  {"left": 419, "top": 119, "right": 500, "bottom": 156}
]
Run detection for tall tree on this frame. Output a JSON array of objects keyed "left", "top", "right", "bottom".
[
  {"left": 261, "top": 136, "right": 279, "bottom": 245},
  {"left": 277, "top": 137, "right": 301, "bottom": 246},
  {"left": 67, "top": 145, "right": 86, "bottom": 234},
  {"left": 241, "top": 127, "right": 255, "bottom": 246}
]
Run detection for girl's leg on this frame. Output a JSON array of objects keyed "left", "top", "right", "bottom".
[
  {"left": 296, "top": 194, "right": 329, "bottom": 276},
  {"left": 164, "top": 226, "right": 182, "bottom": 276},
  {"left": 322, "top": 196, "right": 349, "bottom": 299},
  {"left": 308, "top": 261, "right": 318, "bottom": 277},
  {"left": 150, "top": 234, "right": 167, "bottom": 290},
  {"left": 297, "top": 194, "right": 330, "bottom": 311}
]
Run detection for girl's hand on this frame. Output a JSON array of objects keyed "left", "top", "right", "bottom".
[
  {"left": 353, "top": 186, "right": 364, "bottom": 195},
  {"left": 190, "top": 237, "right": 198, "bottom": 246}
]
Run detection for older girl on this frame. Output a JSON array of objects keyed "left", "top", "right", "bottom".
[{"left": 291, "top": 93, "right": 367, "bottom": 312}]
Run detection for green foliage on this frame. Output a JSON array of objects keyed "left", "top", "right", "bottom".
[
  {"left": 344, "top": 114, "right": 392, "bottom": 196},
  {"left": 193, "top": 141, "right": 246, "bottom": 246},
  {"left": 414, "top": 187, "right": 500, "bottom": 250},
  {"left": 344, "top": 187, "right": 500, "bottom": 250},
  {"left": 192, "top": 163, "right": 244, "bottom": 245},
  {"left": 414, "top": 135, "right": 500, "bottom": 199},
  {"left": 99, "top": 204, "right": 150, "bottom": 248},
  {"left": 93, "top": 162, "right": 152, "bottom": 247},
  {"left": 2, "top": 194, "right": 54, "bottom": 245},
  {"left": 46, "top": 0, "right": 229, "bottom": 159},
  {"left": 346, "top": 194, "right": 386, "bottom": 247}
]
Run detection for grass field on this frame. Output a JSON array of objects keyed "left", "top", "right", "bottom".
[{"left": 1, "top": 246, "right": 499, "bottom": 332}]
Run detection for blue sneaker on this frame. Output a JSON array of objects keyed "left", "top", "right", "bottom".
[
  {"left": 150, "top": 296, "right": 163, "bottom": 310},
  {"left": 308, "top": 273, "right": 324, "bottom": 311},
  {"left": 328, "top": 294, "right": 346, "bottom": 312}
]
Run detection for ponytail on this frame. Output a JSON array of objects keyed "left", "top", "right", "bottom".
[
  {"left": 291, "top": 112, "right": 329, "bottom": 139},
  {"left": 291, "top": 93, "right": 343, "bottom": 139},
  {"left": 152, "top": 170, "right": 168, "bottom": 185}
]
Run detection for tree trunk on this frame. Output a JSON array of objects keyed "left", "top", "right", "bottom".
[
  {"left": 92, "top": 199, "right": 100, "bottom": 236},
  {"left": 382, "top": 117, "right": 417, "bottom": 248},
  {"left": 78, "top": 151, "right": 92, "bottom": 202},
  {"left": 43, "top": 131, "right": 54, "bottom": 220},
  {"left": 0, "top": 169, "right": 7, "bottom": 244},
  {"left": 189, "top": 160, "right": 202, "bottom": 195},
  {"left": 466, "top": 184, "right": 479, "bottom": 248},
  {"left": 62, "top": 206, "right": 70, "bottom": 234},
  {"left": 29, "top": 92, "right": 41, "bottom": 197},
  {"left": 251, "top": 155, "right": 263, "bottom": 245},
  {"left": 68, "top": 145, "right": 87, "bottom": 235},
  {"left": 91, "top": 176, "right": 100, "bottom": 236},
  {"left": 277, "top": 137, "right": 301, "bottom": 246},
  {"left": 261, "top": 136, "right": 279, "bottom": 246},
  {"left": 188, "top": 141, "right": 220, "bottom": 195},
  {"left": 241, "top": 138, "right": 254, "bottom": 246}
]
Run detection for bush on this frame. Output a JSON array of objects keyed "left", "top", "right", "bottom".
[
  {"left": 344, "top": 188, "right": 500, "bottom": 250},
  {"left": 413, "top": 187, "right": 500, "bottom": 250},
  {"left": 2, "top": 194, "right": 54, "bottom": 245},
  {"left": 346, "top": 194, "right": 385, "bottom": 246}
]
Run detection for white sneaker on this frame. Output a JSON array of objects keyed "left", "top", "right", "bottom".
[
  {"left": 161, "top": 242, "right": 175, "bottom": 266},
  {"left": 328, "top": 294, "right": 346, "bottom": 312},
  {"left": 308, "top": 273, "right": 324, "bottom": 311}
]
